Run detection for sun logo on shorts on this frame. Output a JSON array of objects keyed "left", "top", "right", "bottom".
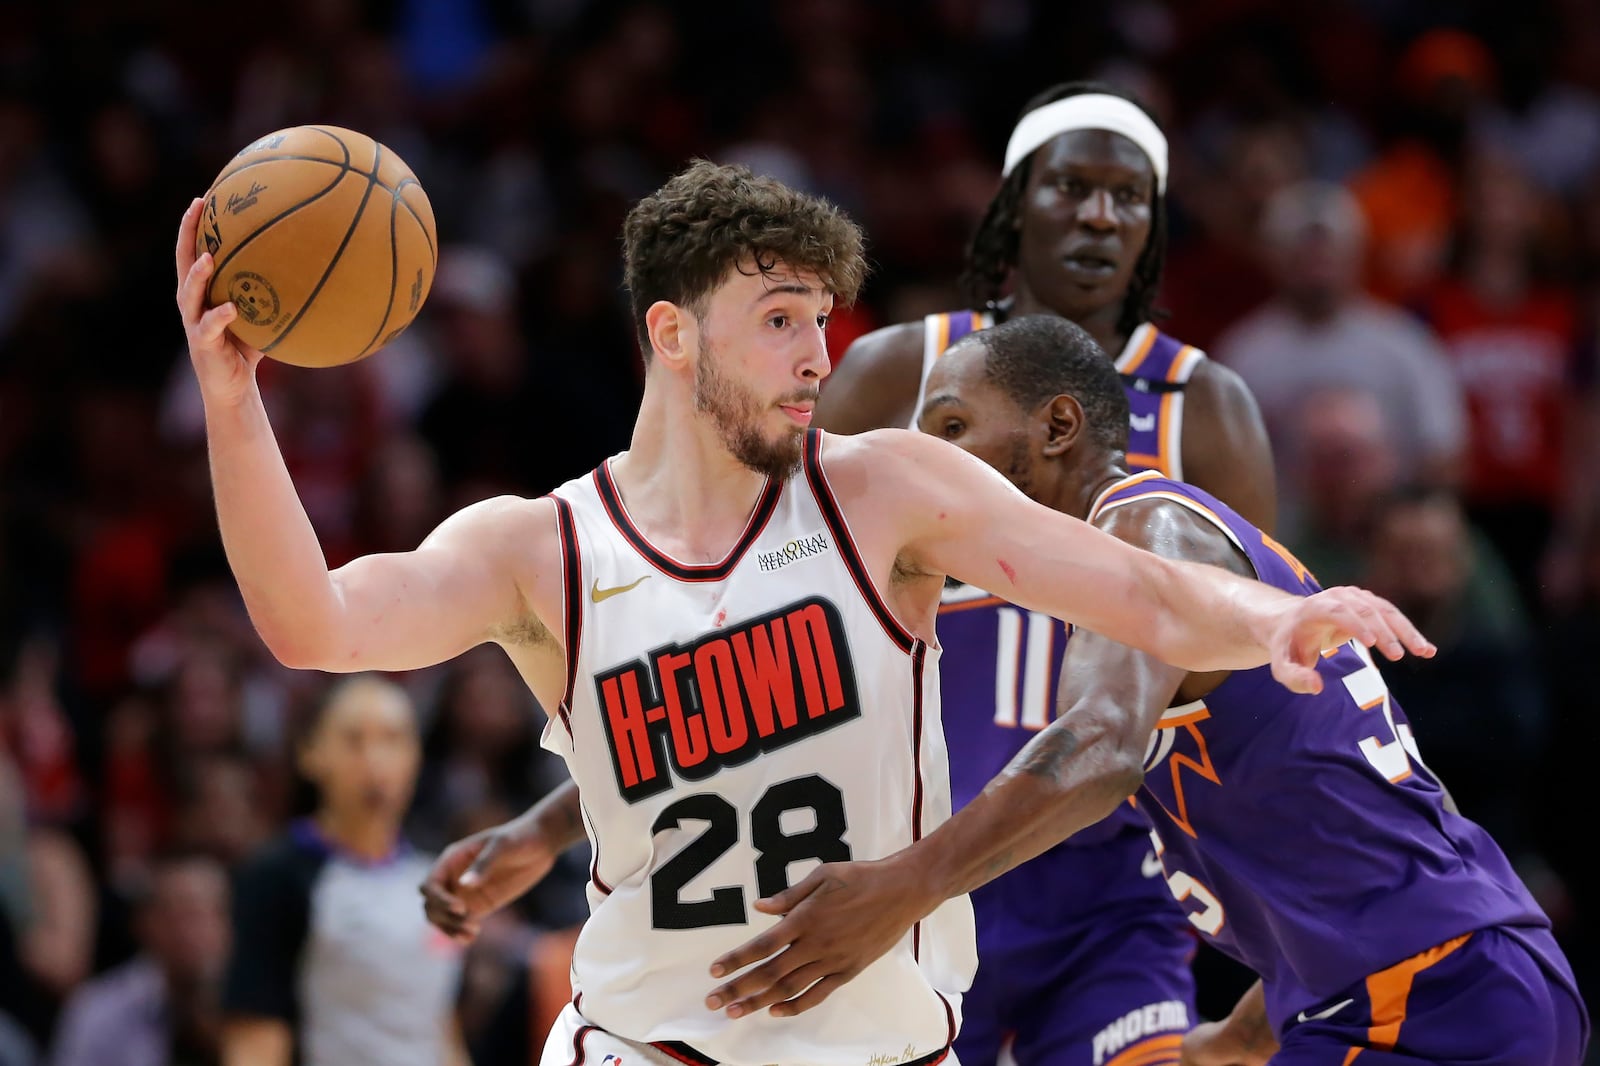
[{"left": 601, "top": 1056, "right": 623, "bottom": 1066}]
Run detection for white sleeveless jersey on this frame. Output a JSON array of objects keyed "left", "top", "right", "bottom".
[{"left": 542, "top": 429, "right": 975, "bottom": 1066}]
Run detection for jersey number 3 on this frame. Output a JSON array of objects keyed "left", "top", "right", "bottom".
[{"left": 650, "top": 774, "right": 850, "bottom": 929}]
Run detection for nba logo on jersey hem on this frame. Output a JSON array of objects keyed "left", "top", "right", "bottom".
[
  {"left": 595, "top": 596, "right": 862, "bottom": 802},
  {"left": 755, "top": 529, "right": 832, "bottom": 573}
]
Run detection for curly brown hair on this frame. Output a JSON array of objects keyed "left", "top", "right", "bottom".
[{"left": 621, "top": 160, "right": 867, "bottom": 361}]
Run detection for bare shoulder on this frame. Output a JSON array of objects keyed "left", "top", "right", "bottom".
[
  {"left": 1095, "top": 497, "right": 1255, "bottom": 579},
  {"left": 1178, "top": 357, "right": 1278, "bottom": 533},
  {"left": 817, "top": 426, "right": 967, "bottom": 487},
  {"left": 426, "top": 493, "right": 561, "bottom": 556},
  {"left": 817, "top": 427, "right": 1021, "bottom": 536},
  {"left": 814, "top": 321, "right": 927, "bottom": 433},
  {"left": 423, "top": 494, "right": 566, "bottom": 644},
  {"left": 1186, "top": 357, "right": 1258, "bottom": 410}
]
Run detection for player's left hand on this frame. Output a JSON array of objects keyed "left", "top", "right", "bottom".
[
  {"left": 705, "top": 856, "right": 936, "bottom": 1019},
  {"left": 1268, "top": 586, "right": 1434, "bottom": 695}
]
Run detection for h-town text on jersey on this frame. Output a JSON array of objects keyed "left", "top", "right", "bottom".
[{"left": 595, "top": 597, "right": 862, "bottom": 802}]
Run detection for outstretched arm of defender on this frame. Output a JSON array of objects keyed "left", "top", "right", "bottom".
[
  {"left": 175, "top": 200, "right": 557, "bottom": 672},
  {"left": 875, "top": 429, "right": 1432, "bottom": 690}
]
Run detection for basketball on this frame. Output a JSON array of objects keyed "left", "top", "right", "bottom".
[{"left": 195, "top": 125, "right": 437, "bottom": 368}]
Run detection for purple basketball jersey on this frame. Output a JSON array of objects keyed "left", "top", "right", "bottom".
[
  {"left": 934, "top": 317, "right": 1207, "bottom": 849},
  {"left": 1091, "top": 472, "right": 1555, "bottom": 1034},
  {"left": 922, "top": 314, "right": 1208, "bottom": 1063}
]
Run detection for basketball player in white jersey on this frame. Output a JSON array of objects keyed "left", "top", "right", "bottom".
[{"left": 175, "top": 161, "right": 1432, "bottom": 1066}]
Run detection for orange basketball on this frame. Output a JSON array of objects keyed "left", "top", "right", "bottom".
[{"left": 196, "top": 125, "right": 437, "bottom": 368}]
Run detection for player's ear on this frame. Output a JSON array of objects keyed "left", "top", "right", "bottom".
[
  {"left": 1041, "top": 394, "right": 1084, "bottom": 456},
  {"left": 646, "top": 301, "right": 690, "bottom": 368}
]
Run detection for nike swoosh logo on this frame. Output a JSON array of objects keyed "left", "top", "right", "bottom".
[
  {"left": 591, "top": 575, "right": 651, "bottom": 603},
  {"left": 1296, "top": 998, "right": 1354, "bottom": 1024},
  {"left": 1141, "top": 850, "right": 1164, "bottom": 879}
]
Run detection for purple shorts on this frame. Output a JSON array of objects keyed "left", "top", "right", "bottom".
[
  {"left": 955, "top": 830, "right": 1196, "bottom": 1066},
  {"left": 1272, "top": 925, "right": 1588, "bottom": 1066}
]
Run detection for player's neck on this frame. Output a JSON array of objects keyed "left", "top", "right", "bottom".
[
  {"left": 1008, "top": 285, "right": 1127, "bottom": 359},
  {"left": 615, "top": 379, "right": 775, "bottom": 545},
  {"left": 1072, "top": 303, "right": 1128, "bottom": 361},
  {"left": 1056, "top": 458, "right": 1130, "bottom": 523}
]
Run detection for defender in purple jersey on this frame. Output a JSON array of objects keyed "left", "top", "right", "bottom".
[
  {"left": 816, "top": 82, "right": 1277, "bottom": 1066},
  {"left": 709, "top": 315, "right": 1584, "bottom": 1066}
]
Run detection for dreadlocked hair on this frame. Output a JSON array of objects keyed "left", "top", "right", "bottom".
[{"left": 959, "top": 81, "right": 1168, "bottom": 340}]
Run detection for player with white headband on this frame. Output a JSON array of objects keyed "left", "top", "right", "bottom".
[{"left": 810, "top": 83, "right": 1278, "bottom": 1066}]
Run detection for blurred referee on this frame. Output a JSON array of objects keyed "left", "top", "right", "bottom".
[{"left": 220, "top": 677, "right": 468, "bottom": 1066}]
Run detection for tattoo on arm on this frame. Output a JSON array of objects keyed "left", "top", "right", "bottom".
[
  {"left": 977, "top": 850, "right": 1015, "bottom": 882},
  {"left": 1238, "top": 1009, "right": 1274, "bottom": 1053},
  {"left": 1017, "top": 727, "right": 1082, "bottom": 783}
]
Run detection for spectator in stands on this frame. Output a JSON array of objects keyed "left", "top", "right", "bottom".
[
  {"left": 1216, "top": 179, "right": 1468, "bottom": 502},
  {"left": 50, "top": 854, "right": 229, "bottom": 1066},
  {"left": 1422, "top": 149, "right": 1596, "bottom": 606},
  {"left": 1361, "top": 486, "right": 1545, "bottom": 859}
]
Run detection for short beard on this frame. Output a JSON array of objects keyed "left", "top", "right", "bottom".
[{"left": 694, "top": 335, "right": 806, "bottom": 480}]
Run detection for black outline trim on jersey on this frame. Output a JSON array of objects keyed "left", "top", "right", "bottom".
[
  {"left": 592, "top": 462, "right": 782, "bottom": 583},
  {"left": 651, "top": 1041, "right": 717, "bottom": 1066},
  {"left": 649, "top": 1035, "right": 953, "bottom": 1066},
  {"left": 550, "top": 494, "right": 582, "bottom": 737},
  {"left": 579, "top": 799, "right": 612, "bottom": 895},
  {"left": 910, "top": 640, "right": 927, "bottom": 961},
  {"left": 1119, "top": 372, "right": 1189, "bottom": 395},
  {"left": 801, "top": 430, "right": 917, "bottom": 654},
  {"left": 565, "top": 1024, "right": 596, "bottom": 1066}
]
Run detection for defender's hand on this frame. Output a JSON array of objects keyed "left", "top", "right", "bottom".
[
  {"left": 420, "top": 821, "right": 558, "bottom": 943},
  {"left": 175, "top": 197, "right": 265, "bottom": 406},
  {"left": 705, "top": 857, "right": 937, "bottom": 1020},
  {"left": 1268, "top": 586, "right": 1434, "bottom": 694},
  {"left": 1179, "top": 1019, "right": 1271, "bottom": 1066}
]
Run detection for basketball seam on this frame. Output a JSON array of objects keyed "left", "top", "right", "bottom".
[
  {"left": 212, "top": 155, "right": 422, "bottom": 200},
  {"left": 355, "top": 188, "right": 404, "bottom": 360},
  {"left": 261, "top": 133, "right": 384, "bottom": 357},
  {"left": 209, "top": 159, "right": 352, "bottom": 288},
  {"left": 391, "top": 178, "right": 436, "bottom": 265},
  {"left": 210, "top": 154, "right": 349, "bottom": 186}
]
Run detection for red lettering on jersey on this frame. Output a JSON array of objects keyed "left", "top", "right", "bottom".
[
  {"left": 600, "top": 672, "right": 658, "bottom": 790},
  {"left": 695, "top": 640, "right": 749, "bottom": 755},
  {"left": 789, "top": 601, "right": 845, "bottom": 718},
  {"left": 594, "top": 597, "right": 862, "bottom": 803},
  {"left": 729, "top": 623, "right": 799, "bottom": 736},
  {"left": 658, "top": 650, "right": 709, "bottom": 770}
]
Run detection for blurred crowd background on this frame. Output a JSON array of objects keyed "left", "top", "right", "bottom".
[{"left": 2, "top": 0, "right": 1599, "bottom": 1062}]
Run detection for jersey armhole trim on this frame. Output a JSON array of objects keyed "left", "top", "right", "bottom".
[
  {"left": 802, "top": 430, "right": 919, "bottom": 654},
  {"left": 551, "top": 494, "right": 582, "bottom": 737}
]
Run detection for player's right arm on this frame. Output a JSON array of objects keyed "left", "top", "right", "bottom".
[
  {"left": 421, "top": 780, "right": 587, "bottom": 942},
  {"left": 812, "top": 322, "right": 925, "bottom": 433},
  {"left": 175, "top": 199, "right": 557, "bottom": 674}
]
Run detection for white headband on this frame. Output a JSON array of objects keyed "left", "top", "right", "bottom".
[{"left": 1002, "top": 93, "right": 1168, "bottom": 192}]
